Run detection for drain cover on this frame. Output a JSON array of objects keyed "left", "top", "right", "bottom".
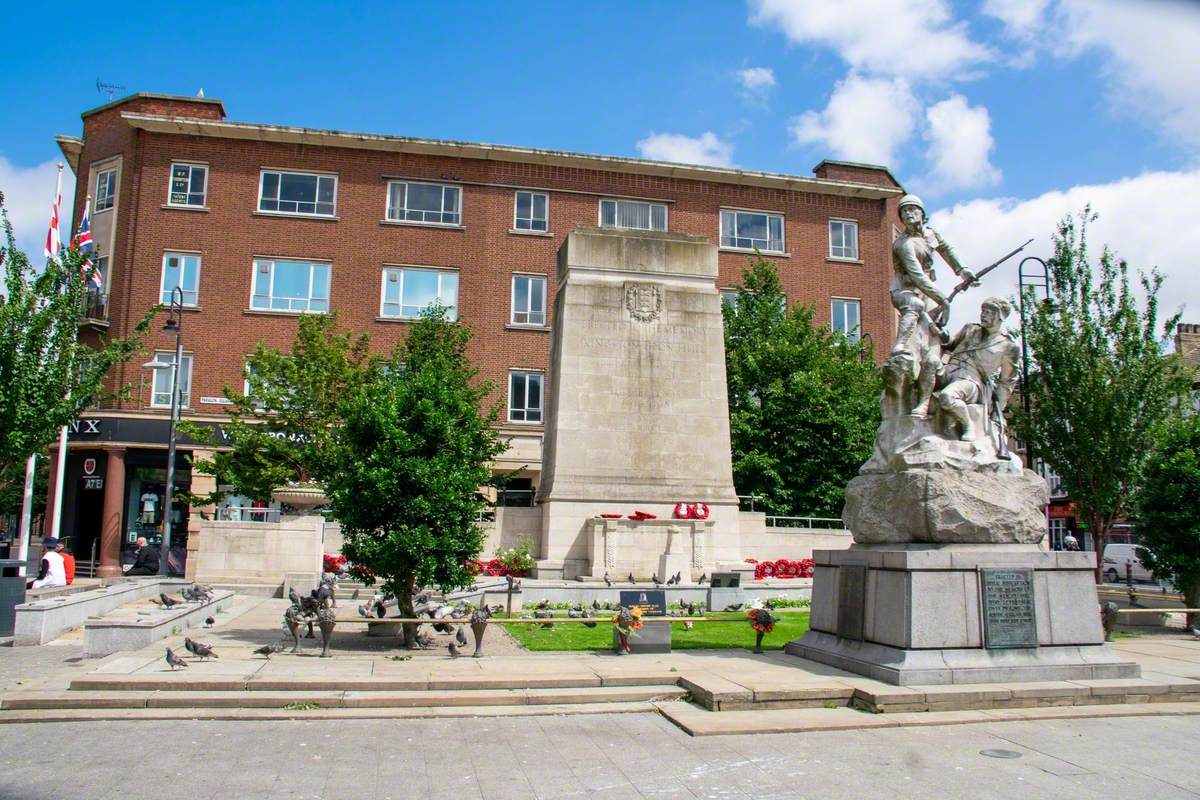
[{"left": 980, "top": 749, "right": 1023, "bottom": 759}]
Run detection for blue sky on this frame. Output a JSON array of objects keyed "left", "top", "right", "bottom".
[{"left": 3, "top": 0, "right": 1199, "bottom": 328}]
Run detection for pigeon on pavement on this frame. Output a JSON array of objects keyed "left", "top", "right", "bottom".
[
  {"left": 159, "top": 593, "right": 180, "bottom": 608},
  {"left": 628, "top": 573, "right": 636, "bottom": 584},
  {"left": 254, "top": 643, "right": 280, "bottom": 659},
  {"left": 204, "top": 616, "right": 215, "bottom": 627},
  {"left": 448, "top": 641, "right": 462, "bottom": 658},
  {"left": 698, "top": 573, "right": 708, "bottom": 585},
  {"left": 288, "top": 587, "right": 302, "bottom": 607},
  {"left": 165, "top": 647, "right": 188, "bottom": 671},
  {"left": 191, "top": 640, "right": 218, "bottom": 660},
  {"left": 604, "top": 572, "right": 612, "bottom": 587},
  {"left": 350, "top": 588, "right": 360, "bottom": 600},
  {"left": 455, "top": 626, "right": 468, "bottom": 646},
  {"left": 183, "top": 637, "right": 198, "bottom": 656}
]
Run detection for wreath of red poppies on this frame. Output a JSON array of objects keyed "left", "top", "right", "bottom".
[
  {"left": 753, "top": 558, "right": 814, "bottom": 580},
  {"left": 465, "top": 559, "right": 528, "bottom": 577}
]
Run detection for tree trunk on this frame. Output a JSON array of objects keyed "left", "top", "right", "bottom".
[
  {"left": 1185, "top": 576, "right": 1200, "bottom": 631},
  {"left": 1090, "top": 512, "right": 1107, "bottom": 585},
  {"left": 398, "top": 572, "right": 418, "bottom": 649}
]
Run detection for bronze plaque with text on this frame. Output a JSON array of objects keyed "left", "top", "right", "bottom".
[{"left": 979, "top": 568, "right": 1038, "bottom": 649}]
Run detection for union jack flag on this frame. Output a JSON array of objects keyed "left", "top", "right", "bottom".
[{"left": 74, "top": 197, "right": 102, "bottom": 289}]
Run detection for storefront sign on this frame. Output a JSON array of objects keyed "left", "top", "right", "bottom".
[
  {"left": 82, "top": 477, "right": 104, "bottom": 491},
  {"left": 200, "top": 396, "right": 233, "bottom": 406},
  {"left": 1048, "top": 503, "right": 1075, "bottom": 519},
  {"left": 83, "top": 457, "right": 97, "bottom": 475}
]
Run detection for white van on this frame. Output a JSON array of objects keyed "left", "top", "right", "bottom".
[{"left": 1102, "top": 543, "right": 1154, "bottom": 583}]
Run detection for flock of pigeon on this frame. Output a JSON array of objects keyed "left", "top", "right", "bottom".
[{"left": 595, "top": 571, "right": 709, "bottom": 587}]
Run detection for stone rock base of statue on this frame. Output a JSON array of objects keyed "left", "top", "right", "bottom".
[{"left": 785, "top": 544, "right": 1140, "bottom": 685}]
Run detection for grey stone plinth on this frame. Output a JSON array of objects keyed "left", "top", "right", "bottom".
[
  {"left": 844, "top": 469, "right": 1048, "bottom": 544},
  {"left": 14, "top": 578, "right": 193, "bottom": 646},
  {"left": 788, "top": 544, "right": 1140, "bottom": 685},
  {"left": 82, "top": 590, "right": 234, "bottom": 657},
  {"left": 613, "top": 621, "right": 671, "bottom": 654},
  {"left": 707, "top": 587, "right": 744, "bottom": 612}
]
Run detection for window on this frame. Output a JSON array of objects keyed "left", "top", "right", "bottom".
[
  {"left": 381, "top": 267, "right": 459, "bottom": 320},
  {"left": 150, "top": 352, "right": 192, "bottom": 408},
  {"left": 720, "top": 289, "right": 740, "bottom": 310},
  {"left": 720, "top": 209, "right": 784, "bottom": 252},
  {"left": 161, "top": 252, "right": 201, "bottom": 306},
  {"left": 509, "top": 371, "right": 543, "bottom": 423},
  {"left": 829, "top": 219, "right": 859, "bottom": 260},
  {"left": 832, "top": 298, "right": 861, "bottom": 342},
  {"left": 386, "top": 181, "right": 461, "bottom": 225},
  {"left": 95, "top": 169, "right": 117, "bottom": 212},
  {"left": 251, "top": 259, "right": 330, "bottom": 312},
  {"left": 511, "top": 274, "right": 546, "bottom": 326},
  {"left": 599, "top": 198, "right": 667, "bottom": 231},
  {"left": 90, "top": 255, "right": 109, "bottom": 292},
  {"left": 168, "top": 163, "right": 207, "bottom": 207},
  {"left": 258, "top": 170, "right": 336, "bottom": 216},
  {"left": 514, "top": 191, "right": 548, "bottom": 232}
]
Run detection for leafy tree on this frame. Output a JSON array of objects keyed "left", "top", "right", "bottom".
[
  {"left": 724, "top": 256, "right": 880, "bottom": 516},
  {"left": 324, "top": 307, "right": 505, "bottom": 647},
  {"left": 182, "top": 313, "right": 373, "bottom": 503},
  {"left": 1135, "top": 414, "right": 1200, "bottom": 627},
  {"left": 0, "top": 451, "right": 47, "bottom": 518},
  {"left": 1010, "top": 209, "right": 1188, "bottom": 582},
  {"left": 0, "top": 204, "right": 153, "bottom": 498}
]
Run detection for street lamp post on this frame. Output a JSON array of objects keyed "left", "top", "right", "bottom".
[
  {"left": 1017, "top": 256, "right": 1051, "bottom": 470},
  {"left": 142, "top": 287, "right": 185, "bottom": 577}
]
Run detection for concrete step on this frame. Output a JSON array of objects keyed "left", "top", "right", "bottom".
[
  {"left": 657, "top": 699, "right": 1200, "bottom": 736},
  {"left": 0, "top": 700, "right": 659, "bottom": 724},
  {"left": 68, "top": 671, "right": 675, "bottom": 692},
  {"left": 2, "top": 684, "right": 684, "bottom": 711}
]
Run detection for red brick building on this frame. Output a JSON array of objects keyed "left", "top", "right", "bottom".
[{"left": 49, "top": 93, "right": 902, "bottom": 576}]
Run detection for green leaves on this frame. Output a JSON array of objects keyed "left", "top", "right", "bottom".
[
  {"left": 724, "top": 256, "right": 880, "bottom": 516},
  {"left": 0, "top": 207, "right": 153, "bottom": 499}
]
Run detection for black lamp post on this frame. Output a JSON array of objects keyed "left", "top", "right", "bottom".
[
  {"left": 1017, "top": 256, "right": 1051, "bottom": 470},
  {"left": 143, "top": 287, "right": 184, "bottom": 576}
]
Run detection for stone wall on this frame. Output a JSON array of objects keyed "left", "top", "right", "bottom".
[
  {"left": 190, "top": 515, "right": 324, "bottom": 591},
  {"left": 736, "top": 512, "right": 853, "bottom": 563}
]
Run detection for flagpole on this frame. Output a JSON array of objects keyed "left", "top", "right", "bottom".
[
  {"left": 47, "top": 162, "right": 69, "bottom": 541},
  {"left": 17, "top": 455, "right": 36, "bottom": 577}
]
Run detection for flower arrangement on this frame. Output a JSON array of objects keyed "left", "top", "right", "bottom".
[
  {"left": 747, "top": 607, "right": 776, "bottom": 634},
  {"left": 753, "top": 558, "right": 815, "bottom": 580},
  {"left": 612, "top": 605, "right": 644, "bottom": 654},
  {"left": 323, "top": 554, "right": 347, "bottom": 574}
]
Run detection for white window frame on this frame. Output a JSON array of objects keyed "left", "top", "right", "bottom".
[
  {"left": 720, "top": 208, "right": 785, "bottom": 253},
  {"left": 513, "top": 191, "right": 549, "bottom": 232},
  {"left": 150, "top": 351, "right": 193, "bottom": 409},
  {"left": 508, "top": 370, "right": 544, "bottom": 424},
  {"left": 167, "top": 162, "right": 208, "bottom": 208},
  {"left": 250, "top": 259, "right": 331, "bottom": 313},
  {"left": 95, "top": 169, "right": 117, "bottom": 212},
  {"left": 385, "top": 181, "right": 462, "bottom": 226},
  {"left": 598, "top": 198, "right": 668, "bottom": 231},
  {"left": 257, "top": 170, "right": 337, "bottom": 218},
  {"left": 160, "top": 252, "right": 201, "bottom": 307},
  {"left": 831, "top": 297, "right": 861, "bottom": 342},
  {"left": 829, "top": 219, "right": 860, "bottom": 261},
  {"left": 379, "top": 266, "right": 459, "bottom": 321},
  {"left": 510, "top": 273, "right": 547, "bottom": 326},
  {"left": 90, "top": 255, "right": 109, "bottom": 293}
]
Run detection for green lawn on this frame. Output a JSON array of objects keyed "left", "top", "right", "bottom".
[{"left": 502, "top": 611, "right": 810, "bottom": 652}]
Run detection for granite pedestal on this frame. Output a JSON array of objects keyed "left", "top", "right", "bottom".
[
  {"left": 613, "top": 621, "right": 671, "bottom": 654},
  {"left": 786, "top": 544, "right": 1140, "bottom": 685}
]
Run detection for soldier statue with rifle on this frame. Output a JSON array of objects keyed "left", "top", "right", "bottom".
[{"left": 935, "top": 297, "right": 1021, "bottom": 450}]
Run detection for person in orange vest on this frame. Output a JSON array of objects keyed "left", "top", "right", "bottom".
[{"left": 58, "top": 540, "right": 76, "bottom": 585}]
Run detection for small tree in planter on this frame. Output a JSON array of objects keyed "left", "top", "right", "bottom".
[{"left": 325, "top": 306, "right": 505, "bottom": 647}]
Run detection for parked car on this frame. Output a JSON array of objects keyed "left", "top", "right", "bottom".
[{"left": 1102, "top": 543, "right": 1154, "bottom": 583}]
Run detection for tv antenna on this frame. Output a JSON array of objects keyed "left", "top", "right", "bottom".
[{"left": 96, "top": 78, "right": 126, "bottom": 101}]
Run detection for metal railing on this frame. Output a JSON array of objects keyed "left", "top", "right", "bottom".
[
  {"left": 765, "top": 516, "right": 845, "bottom": 530},
  {"left": 215, "top": 506, "right": 281, "bottom": 523},
  {"left": 476, "top": 508, "right": 497, "bottom": 523},
  {"left": 738, "top": 494, "right": 762, "bottom": 512}
]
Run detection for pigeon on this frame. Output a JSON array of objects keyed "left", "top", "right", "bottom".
[
  {"left": 448, "top": 641, "right": 462, "bottom": 658},
  {"left": 582, "top": 609, "right": 597, "bottom": 628},
  {"left": 288, "top": 587, "right": 302, "bottom": 607},
  {"left": 567, "top": 607, "right": 581, "bottom": 618},
  {"left": 652, "top": 573, "right": 661, "bottom": 587},
  {"left": 204, "top": 616, "right": 215, "bottom": 628},
  {"left": 698, "top": 573, "right": 708, "bottom": 585},
  {"left": 535, "top": 598, "right": 550, "bottom": 610},
  {"left": 683, "top": 621, "right": 694, "bottom": 630},
  {"left": 604, "top": 572, "right": 612, "bottom": 587},
  {"left": 1188, "top": 625, "right": 1200, "bottom": 639},
  {"left": 254, "top": 643, "right": 280, "bottom": 659},
  {"left": 673, "top": 571, "right": 681, "bottom": 585},
  {"left": 723, "top": 603, "right": 743, "bottom": 612},
  {"left": 628, "top": 573, "right": 636, "bottom": 584},
  {"left": 165, "top": 647, "right": 188, "bottom": 671},
  {"left": 183, "top": 637, "right": 198, "bottom": 656},
  {"left": 592, "top": 599, "right": 601, "bottom": 611},
  {"left": 415, "top": 631, "right": 436, "bottom": 649},
  {"left": 350, "top": 588, "right": 360, "bottom": 600},
  {"left": 357, "top": 604, "right": 372, "bottom": 618},
  {"left": 191, "top": 640, "right": 218, "bottom": 660},
  {"left": 489, "top": 604, "right": 504, "bottom": 614},
  {"left": 159, "top": 593, "right": 180, "bottom": 608},
  {"left": 456, "top": 626, "right": 468, "bottom": 646}
]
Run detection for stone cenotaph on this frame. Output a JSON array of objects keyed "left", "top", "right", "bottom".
[
  {"left": 535, "top": 227, "right": 740, "bottom": 581},
  {"left": 786, "top": 195, "right": 1139, "bottom": 684}
]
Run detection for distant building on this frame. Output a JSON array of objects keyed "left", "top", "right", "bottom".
[{"left": 49, "top": 92, "right": 902, "bottom": 577}]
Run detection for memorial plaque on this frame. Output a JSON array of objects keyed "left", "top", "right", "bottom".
[
  {"left": 619, "top": 589, "right": 666, "bottom": 616},
  {"left": 710, "top": 572, "right": 741, "bottom": 588},
  {"left": 836, "top": 564, "right": 866, "bottom": 641},
  {"left": 979, "top": 568, "right": 1037, "bottom": 649}
]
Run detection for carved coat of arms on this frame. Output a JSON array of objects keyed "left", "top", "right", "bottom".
[{"left": 625, "top": 282, "right": 663, "bottom": 323}]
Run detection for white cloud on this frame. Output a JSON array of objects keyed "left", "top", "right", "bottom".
[
  {"left": 921, "top": 94, "right": 1002, "bottom": 193},
  {"left": 636, "top": 131, "right": 735, "bottom": 168},
  {"left": 1056, "top": 0, "right": 1200, "bottom": 150},
  {"left": 750, "top": 0, "right": 992, "bottom": 81},
  {"left": 736, "top": 67, "right": 777, "bottom": 105},
  {"left": 927, "top": 169, "right": 1200, "bottom": 333},
  {"left": 982, "top": 0, "right": 1051, "bottom": 37},
  {"left": 790, "top": 73, "right": 919, "bottom": 166},
  {"left": 1, "top": 156, "right": 76, "bottom": 264}
]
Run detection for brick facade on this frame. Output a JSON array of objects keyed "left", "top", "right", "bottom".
[{"left": 61, "top": 93, "right": 902, "bottom": 475}]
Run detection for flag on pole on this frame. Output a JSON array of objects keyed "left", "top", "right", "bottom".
[
  {"left": 74, "top": 196, "right": 101, "bottom": 288},
  {"left": 44, "top": 164, "right": 63, "bottom": 260}
]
